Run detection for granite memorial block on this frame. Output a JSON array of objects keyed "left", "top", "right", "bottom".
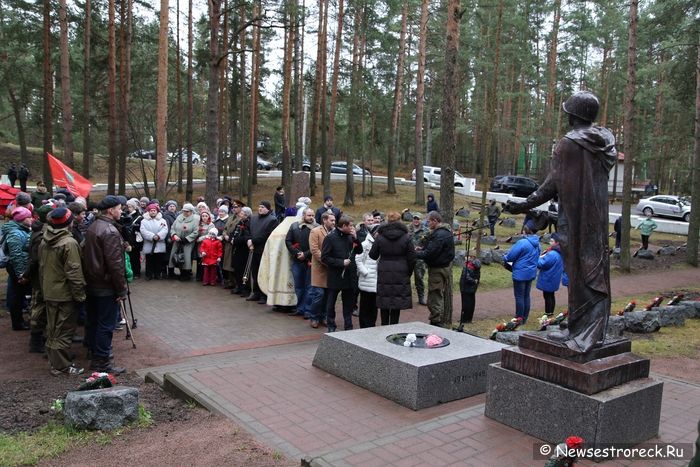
[{"left": 312, "top": 322, "right": 506, "bottom": 410}]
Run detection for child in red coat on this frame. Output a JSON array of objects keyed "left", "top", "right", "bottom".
[{"left": 200, "top": 227, "right": 223, "bottom": 285}]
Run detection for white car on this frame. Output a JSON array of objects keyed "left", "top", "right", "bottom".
[
  {"left": 635, "top": 195, "right": 691, "bottom": 222},
  {"left": 411, "top": 165, "right": 469, "bottom": 187},
  {"left": 168, "top": 149, "right": 203, "bottom": 164}
]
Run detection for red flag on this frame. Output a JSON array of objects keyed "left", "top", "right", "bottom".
[{"left": 47, "top": 153, "right": 93, "bottom": 198}]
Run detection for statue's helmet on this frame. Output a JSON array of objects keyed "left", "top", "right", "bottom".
[{"left": 562, "top": 91, "right": 599, "bottom": 123}]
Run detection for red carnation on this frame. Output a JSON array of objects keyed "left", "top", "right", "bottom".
[{"left": 565, "top": 436, "right": 584, "bottom": 449}]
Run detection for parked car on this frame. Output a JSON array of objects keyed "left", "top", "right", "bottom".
[
  {"left": 490, "top": 175, "right": 539, "bottom": 197},
  {"left": 330, "top": 161, "right": 370, "bottom": 176},
  {"left": 235, "top": 154, "right": 274, "bottom": 170},
  {"left": 635, "top": 195, "right": 691, "bottom": 222},
  {"left": 168, "top": 149, "right": 204, "bottom": 164},
  {"left": 410, "top": 165, "right": 469, "bottom": 187},
  {"left": 256, "top": 156, "right": 273, "bottom": 170},
  {"left": 129, "top": 149, "right": 156, "bottom": 160},
  {"left": 275, "top": 158, "right": 320, "bottom": 172}
]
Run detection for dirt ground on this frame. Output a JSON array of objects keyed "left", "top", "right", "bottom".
[{"left": 0, "top": 313, "right": 295, "bottom": 466}]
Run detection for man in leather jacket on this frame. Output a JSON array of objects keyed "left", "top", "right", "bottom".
[{"left": 83, "top": 195, "right": 128, "bottom": 374}]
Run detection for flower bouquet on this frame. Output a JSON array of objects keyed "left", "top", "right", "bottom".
[
  {"left": 425, "top": 334, "right": 443, "bottom": 347},
  {"left": 644, "top": 296, "right": 664, "bottom": 311},
  {"left": 544, "top": 435, "right": 584, "bottom": 467},
  {"left": 537, "top": 310, "right": 568, "bottom": 331},
  {"left": 616, "top": 300, "right": 636, "bottom": 316},
  {"left": 78, "top": 372, "right": 118, "bottom": 391},
  {"left": 490, "top": 317, "right": 523, "bottom": 340},
  {"left": 666, "top": 294, "right": 684, "bottom": 306}
]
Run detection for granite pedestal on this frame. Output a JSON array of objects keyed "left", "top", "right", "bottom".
[
  {"left": 312, "top": 322, "right": 506, "bottom": 410},
  {"left": 485, "top": 363, "right": 663, "bottom": 445},
  {"left": 485, "top": 333, "right": 663, "bottom": 446}
]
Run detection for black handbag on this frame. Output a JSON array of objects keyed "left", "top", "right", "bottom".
[{"left": 173, "top": 243, "right": 186, "bottom": 269}]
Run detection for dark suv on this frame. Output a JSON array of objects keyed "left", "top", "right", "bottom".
[{"left": 490, "top": 175, "right": 539, "bottom": 197}]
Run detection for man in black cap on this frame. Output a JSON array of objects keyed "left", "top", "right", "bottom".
[
  {"left": 246, "top": 201, "right": 278, "bottom": 303},
  {"left": 83, "top": 195, "right": 127, "bottom": 374},
  {"left": 315, "top": 196, "right": 341, "bottom": 225},
  {"left": 39, "top": 207, "right": 86, "bottom": 376}
]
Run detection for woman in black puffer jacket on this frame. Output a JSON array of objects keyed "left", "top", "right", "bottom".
[{"left": 369, "top": 212, "right": 416, "bottom": 325}]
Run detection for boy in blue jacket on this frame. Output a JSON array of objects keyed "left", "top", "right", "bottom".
[
  {"left": 503, "top": 223, "right": 540, "bottom": 323},
  {"left": 537, "top": 233, "right": 564, "bottom": 316}
]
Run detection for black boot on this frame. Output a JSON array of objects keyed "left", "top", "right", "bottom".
[
  {"left": 89, "top": 356, "right": 126, "bottom": 375},
  {"left": 29, "top": 332, "right": 45, "bottom": 353},
  {"left": 168, "top": 267, "right": 177, "bottom": 279}
]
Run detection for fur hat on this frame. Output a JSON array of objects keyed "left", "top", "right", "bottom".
[
  {"left": 139, "top": 196, "right": 150, "bottom": 204},
  {"left": 217, "top": 205, "right": 229, "bottom": 214},
  {"left": 126, "top": 198, "right": 141, "bottom": 211},
  {"left": 164, "top": 200, "right": 178, "bottom": 209},
  {"left": 47, "top": 207, "right": 74, "bottom": 229},
  {"left": 11, "top": 206, "right": 32, "bottom": 222},
  {"left": 182, "top": 203, "right": 196, "bottom": 212}
]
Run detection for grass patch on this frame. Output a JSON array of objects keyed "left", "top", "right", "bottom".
[
  {"left": 0, "top": 422, "right": 93, "bottom": 466},
  {"left": 631, "top": 319, "right": 700, "bottom": 358},
  {"left": 0, "top": 404, "right": 154, "bottom": 466}
]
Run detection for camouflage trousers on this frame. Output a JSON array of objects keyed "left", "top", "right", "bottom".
[{"left": 413, "top": 260, "right": 427, "bottom": 300}]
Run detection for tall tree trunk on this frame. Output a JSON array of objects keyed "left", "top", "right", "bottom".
[
  {"left": 281, "top": 5, "right": 294, "bottom": 196},
  {"left": 8, "top": 89, "right": 28, "bottom": 165},
  {"left": 619, "top": 0, "right": 638, "bottom": 272},
  {"left": 293, "top": 0, "right": 305, "bottom": 171},
  {"left": 57, "top": 0, "right": 74, "bottom": 166},
  {"left": 176, "top": 0, "right": 184, "bottom": 193},
  {"left": 512, "top": 75, "right": 524, "bottom": 174},
  {"left": 327, "top": 0, "right": 344, "bottom": 183},
  {"left": 107, "top": 0, "right": 117, "bottom": 194},
  {"left": 308, "top": 0, "right": 325, "bottom": 196},
  {"left": 319, "top": 0, "right": 329, "bottom": 197},
  {"left": 186, "top": 0, "right": 194, "bottom": 200},
  {"left": 476, "top": 0, "right": 504, "bottom": 255},
  {"left": 386, "top": 0, "right": 408, "bottom": 195},
  {"left": 541, "top": 0, "right": 560, "bottom": 176},
  {"left": 439, "top": 0, "right": 461, "bottom": 328},
  {"left": 414, "top": 0, "right": 428, "bottom": 205},
  {"left": 686, "top": 39, "right": 700, "bottom": 267},
  {"left": 42, "top": 0, "right": 53, "bottom": 187},
  {"left": 82, "top": 0, "right": 92, "bottom": 178},
  {"left": 218, "top": 0, "right": 229, "bottom": 192},
  {"left": 155, "top": 0, "right": 169, "bottom": 198},
  {"left": 117, "top": 0, "right": 130, "bottom": 194},
  {"left": 247, "top": 1, "right": 261, "bottom": 206},
  {"left": 205, "top": 0, "right": 222, "bottom": 207},
  {"left": 238, "top": 5, "right": 249, "bottom": 199}
]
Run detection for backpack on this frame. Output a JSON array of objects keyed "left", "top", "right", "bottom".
[{"left": 0, "top": 234, "right": 8, "bottom": 268}]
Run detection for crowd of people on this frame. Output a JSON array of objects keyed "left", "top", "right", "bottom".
[{"left": 1, "top": 176, "right": 582, "bottom": 377}]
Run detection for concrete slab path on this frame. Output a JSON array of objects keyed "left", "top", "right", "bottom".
[{"left": 131, "top": 267, "right": 700, "bottom": 466}]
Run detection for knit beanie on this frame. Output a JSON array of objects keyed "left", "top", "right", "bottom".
[
  {"left": 11, "top": 206, "right": 33, "bottom": 222},
  {"left": 47, "top": 207, "right": 74, "bottom": 229}
]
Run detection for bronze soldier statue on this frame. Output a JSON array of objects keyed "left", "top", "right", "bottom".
[{"left": 505, "top": 91, "right": 617, "bottom": 353}]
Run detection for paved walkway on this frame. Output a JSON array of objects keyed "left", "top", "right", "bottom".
[{"left": 132, "top": 268, "right": 700, "bottom": 466}]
